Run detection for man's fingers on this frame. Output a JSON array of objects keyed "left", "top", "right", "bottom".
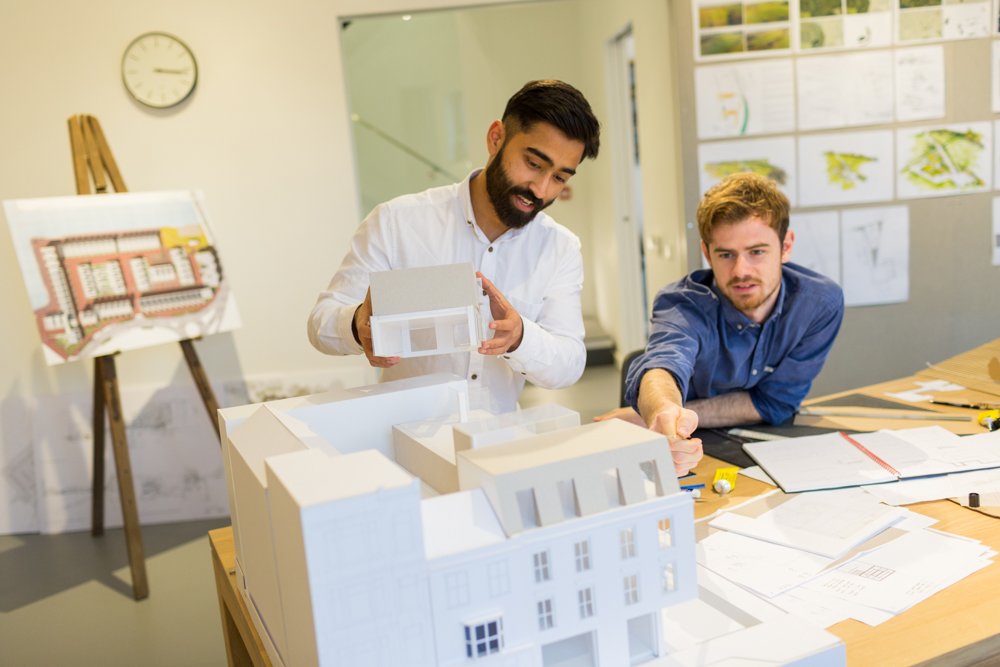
[{"left": 670, "top": 437, "right": 703, "bottom": 476}]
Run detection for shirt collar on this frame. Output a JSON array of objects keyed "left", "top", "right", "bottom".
[
  {"left": 461, "top": 169, "right": 526, "bottom": 243},
  {"left": 713, "top": 272, "right": 787, "bottom": 330}
]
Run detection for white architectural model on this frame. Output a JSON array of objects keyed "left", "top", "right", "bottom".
[
  {"left": 369, "top": 263, "right": 484, "bottom": 358},
  {"left": 220, "top": 374, "right": 698, "bottom": 667}
]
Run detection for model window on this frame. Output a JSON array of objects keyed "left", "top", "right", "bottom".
[
  {"left": 658, "top": 516, "right": 673, "bottom": 548},
  {"left": 574, "top": 539, "right": 591, "bottom": 572},
  {"left": 624, "top": 574, "right": 639, "bottom": 605},
  {"left": 464, "top": 617, "right": 503, "bottom": 658},
  {"left": 487, "top": 560, "right": 510, "bottom": 597},
  {"left": 533, "top": 550, "right": 551, "bottom": 583},
  {"left": 578, "top": 587, "right": 595, "bottom": 619},
  {"left": 663, "top": 563, "right": 677, "bottom": 593},
  {"left": 620, "top": 526, "right": 636, "bottom": 559},
  {"left": 445, "top": 571, "right": 469, "bottom": 608},
  {"left": 537, "top": 599, "right": 555, "bottom": 630}
]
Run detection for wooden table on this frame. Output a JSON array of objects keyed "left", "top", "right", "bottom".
[
  {"left": 208, "top": 373, "right": 1000, "bottom": 667},
  {"left": 209, "top": 528, "right": 272, "bottom": 667}
]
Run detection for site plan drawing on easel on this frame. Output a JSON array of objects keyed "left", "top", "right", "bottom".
[{"left": 3, "top": 190, "right": 240, "bottom": 365}]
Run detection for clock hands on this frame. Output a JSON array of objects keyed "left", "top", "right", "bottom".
[{"left": 153, "top": 67, "right": 191, "bottom": 75}]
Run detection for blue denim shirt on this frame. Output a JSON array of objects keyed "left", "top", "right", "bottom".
[{"left": 625, "top": 262, "right": 844, "bottom": 425}]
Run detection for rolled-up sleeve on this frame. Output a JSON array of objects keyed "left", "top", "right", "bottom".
[
  {"left": 748, "top": 290, "right": 844, "bottom": 424},
  {"left": 624, "top": 292, "right": 706, "bottom": 411},
  {"left": 307, "top": 206, "right": 393, "bottom": 356}
]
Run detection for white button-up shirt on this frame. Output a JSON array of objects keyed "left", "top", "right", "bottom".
[{"left": 307, "top": 171, "right": 585, "bottom": 413}]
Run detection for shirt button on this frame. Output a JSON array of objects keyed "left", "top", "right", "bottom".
[
  {"left": 488, "top": 246, "right": 494, "bottom": 253},
  {"left": 471, "top": 374, "right": 478, "bottom": 380},
  {"left": 737, "top": 324, "right": 743, "bottom": 331},
  {"left": 482, "top": 289, "right": 487, "bottom": 296},
  {"left": 752, "top": 369, "right": 758, "bottom": 376},
  {"left": 467, "top": 220, "right": 472, "bottom": 225},
  {"left": 503, "top": 355, "right": 510, "bottom": 360}
]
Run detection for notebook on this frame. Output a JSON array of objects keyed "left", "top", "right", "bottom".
[{"left": 742, "top": 426, "right": 1000, "bottom": 493}]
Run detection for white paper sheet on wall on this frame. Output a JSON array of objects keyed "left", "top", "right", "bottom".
[
  {"left": 798, "top": 130, "right": 894, "bottom": 207},
  {"left": 789, "top": 211, "right": 841, "bottom": 284},
  {"left": 694, "top": 60, "right": 795, "bottom": 139},
  {"left": 894, "top": 46, "right": 945, "bottom": 123},
  {"left": 896, "top": 122, "right": 992, "bottom": 200},
  {"left": 797, "top": 51, "right": 894, "bottom": 131},
  {"left": 993, "top": 42, "right": 1000, "bottom": 114},
  {"left": 698, "top": 136, "right": 797, "bottom": 204},
  {"left": 840, "top": 205, "right": 909, "bottom": 307}
]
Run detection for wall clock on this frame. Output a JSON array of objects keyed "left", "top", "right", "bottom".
[{"left": 121, "top": 32, "right": 198, "bottom": 109}]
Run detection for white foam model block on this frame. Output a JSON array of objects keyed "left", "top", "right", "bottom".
[
  {"left": 370, "top": 262, "right": 479, "bottom": 316},
  {"left": 279, "top": 374, "right": 469, "bottom": 459},
  {"left": 458, "top": 419, "right": 678, "bottom": 535},
  {"left": 266, "top": 448, "right": 436, "bottom": 667},
  {"left": 392, "top": 409, "right": 495, "bottom": 493},
  {"left": 369, "top": 263, "right": 483, "bottom": 358},
  {"left": 452, "top": 404, "right": 581, "bottom": 452},
  {"left": 226, "top": 406, "right": 312, "bottom": 662},
  {"left": 650, "top": 616, "right": 845, "bottom": 666}
]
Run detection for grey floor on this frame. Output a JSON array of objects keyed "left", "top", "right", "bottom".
[{"left": 0, "top": 364, "right": 619, "bottom": 666}]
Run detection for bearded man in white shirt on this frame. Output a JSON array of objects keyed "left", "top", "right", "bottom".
[{"left": 307, "top": 80, "right": 601, "bottom": 412}]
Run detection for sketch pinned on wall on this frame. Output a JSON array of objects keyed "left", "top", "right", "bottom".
[
  {"left": 693, "top": 0, "right": 793, "bottom": 61},
  {"left": 896, "top": 0, "right": 990, "bottom": 41},
  {"left": 789, "top": 211, "right": 841, "bottom": 284},
  {"left": 32, "top": 384, "right": 234, "bottom": 534},
  {"left": 799, "top": 0, "right": 893, "bottom": 50},
  {"left": 840, "top": 206, "right": 909, "bottom": 306},
  {"left": 796, "top": 51, "right": 894, "bottom": 131},
  {"left": 2, "top": 191, "right": 240, "bottom": 366},
  {"left": 993, "top": 197, "right": 1000, "bottom": 266},
  {"left": 896, "top": 122, "right": 992, "bottom": 199},
  {"left": 694, "top": 59, "right": 795, "bottom": 139},
  {"left": 698, "top": 135, "right": 798, "bottom": 204},
  {"left": 894, "top": 46, "right": 945, "bottom": 122},
  {"left": 798, "top": 130, "right": 894, "bottom": 207}
]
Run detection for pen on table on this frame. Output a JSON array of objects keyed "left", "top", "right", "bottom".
[
  {"left": 930, "top": 399, "right": 1000, "bottom": 410},
  {"left": 679, "top": 482, "right": 705, "bottom": 491},
  {"left": 797, "top": 407, "right": 971, "bottom": 421},
  {"left": 728, "top": 428, "right": 787, "bottom": 441}
]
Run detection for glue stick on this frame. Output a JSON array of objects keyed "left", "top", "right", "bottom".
[{"left": 712, "top": 466, "right": 739, "bottom": 494}]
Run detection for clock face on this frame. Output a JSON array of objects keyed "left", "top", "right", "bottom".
[{"left": 121, "top": 32, "right": 198, "bottom": 109}]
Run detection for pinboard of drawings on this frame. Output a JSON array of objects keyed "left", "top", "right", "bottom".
[{"left": 2, "top": 190, "right": 240, "bottom": 366}]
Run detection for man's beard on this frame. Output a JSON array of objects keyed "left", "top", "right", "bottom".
[
  {"left": 724, "top": 276, "right": 777, "bottom": 315},
  {"left": 485, "top": 147, "right": 555, "bottom": 229}
]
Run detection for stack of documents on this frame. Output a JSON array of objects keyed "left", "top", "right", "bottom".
[
  {"left": 690, "top": 487, "right": 995, "bottom": 630},
  {"left": 743, "top": 426, "right": 1000, "bottom": 493}
]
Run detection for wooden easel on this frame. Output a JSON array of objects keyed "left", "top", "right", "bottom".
[{"left": 67, "top": 114, "right": 222, "bottom": 600}]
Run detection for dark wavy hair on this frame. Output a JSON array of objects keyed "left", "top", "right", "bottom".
[{"left": 502, "top": 80, "right": 600, "bottom": 160}]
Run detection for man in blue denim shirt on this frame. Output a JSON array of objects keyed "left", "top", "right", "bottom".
[{"left": 600, "top": 173, "right": 843, "bottom": 475}]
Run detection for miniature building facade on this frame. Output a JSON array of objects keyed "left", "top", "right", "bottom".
[
  {"left": 220, "top": 374, "right": 697, "bottom": 667},
  {"left": 368, "top": 263, "right": 484, "bottom": 358}
]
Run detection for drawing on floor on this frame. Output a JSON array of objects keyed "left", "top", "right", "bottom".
[
  {"left": 694, "top": 0, "right": 792, "bottom": 60},
  {"left": 897, "top": 123, "right": 992, "bottom": 199},
  {"left": 798, "top": 130, "right": 893, "bottom": 207},
  {"left": 694, "top": 60, "right": 796, "bottom": 139},
  {"left": 798, "top": 0, "right": 893, "bottom": 50},
  {"left": 3, "top": 191, "right": 240, "bottom": 366},
  {"left": 789, "top": 211, "right": 841, "bottom": 283},
  {"left": 840, "top": 206, "right": 909, "bottom": 306},
  {"left": 699, "top": 136, "right": 797, "bottom": 204}
]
